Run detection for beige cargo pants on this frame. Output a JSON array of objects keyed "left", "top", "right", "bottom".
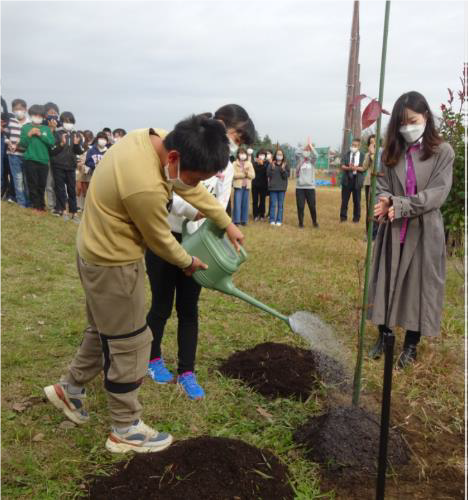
[{"left": 61, "top": 254, "right": 152, "bottom": 426}]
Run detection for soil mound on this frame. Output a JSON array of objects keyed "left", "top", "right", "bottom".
[
  {"left": 218, "top": 342, "right": 348, "bottom": 399},
  {"left": 88, "top": 436, "right": 294, "bottom": 500},
  {"left": 293, "top": 405, "right": 410, "bottom": 473}
]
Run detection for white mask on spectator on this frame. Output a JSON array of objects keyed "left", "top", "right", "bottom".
[
  {"left": 276, "top": 154, "right": 283, "bottom": 161},
  {"left": 258, "top": 154, "right": 266, "bottom": 161},
  {"left": 303, "top": 151, "right": 311, "bottom": 158},
  {"left": 97, "top": 138, "right": 107, "bottom": 148},
  {"left": 350, "top": 147, "right": 358, "bottom": 153},
  {"left": 247, "top": 148, "right": 253, "bottom": 155},
  {"left": 14, "top": 110, "right": 26, "bottom": 120},
  {"left": 113, "top": 136, "right": 120, "bottom": 142},
  {"left": 63, "top": 123, "right": 74, "bottom": 131},
  {"left": 239, "top": 153, "right": 247, "bottom": 161},
  {"left": 31, "top": 116, "right": 43, "bottom": 125},
  {"left": 266, "top": 153, "right": 272, "bottom": 160}
]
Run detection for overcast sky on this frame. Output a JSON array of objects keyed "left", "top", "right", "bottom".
[{"left": 1, "top": 1, "right": 465, "bottom": 149}]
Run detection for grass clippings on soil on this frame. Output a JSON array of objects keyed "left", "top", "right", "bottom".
[{"left": 88, "top": 436, "right": 294, "bottom": 500}]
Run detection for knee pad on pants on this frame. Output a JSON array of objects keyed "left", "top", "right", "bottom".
[{"left": 100, "top": 326, "right": 152, "bottom": 394}]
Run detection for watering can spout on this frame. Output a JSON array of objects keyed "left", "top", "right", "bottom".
[{"left": 181, "top": 219, "right": 292, "bottom": 329}]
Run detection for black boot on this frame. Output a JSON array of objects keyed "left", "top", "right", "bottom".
[
  {"left": 396, "top": 344, "right": 417, "bottom": 369},
  {"left": 368, "top": 331, "right": 385, "bottom": 359}
]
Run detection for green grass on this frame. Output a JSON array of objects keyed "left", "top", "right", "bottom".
[{"left": 1, "top": 185, "right": 464, "bottom": 499}]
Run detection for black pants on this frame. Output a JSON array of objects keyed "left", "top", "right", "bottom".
[
  {"left": 340, "top": 183, "right": 361, "bottom": 222},
  {"left": 365, "top": 185, "right": 379, "bottom": 240},
  {"left": 52, "top": 166, "right": 77, "bottom": 213},
  {"left": 379, "top": 325, "right": 421, "bottom": 346},
  {"left": 296, "top": 188, "right": 317, "bottom": 226},
  {"left": 24, "top": 160, "right": 48, "bottom": 210},
  {"left": 252, "top": 186, "right": 267, "bottom": 219},
  {"left": 145, "top": 233, "right": 202, "bottom": 374}
]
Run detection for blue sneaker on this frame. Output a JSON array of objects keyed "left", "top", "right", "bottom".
[
  {"left": 148, "top": 358, "right": 174, "bottom": 384},
  {"left": 177, "top": 372, "right": 205, "bottom": 400}
]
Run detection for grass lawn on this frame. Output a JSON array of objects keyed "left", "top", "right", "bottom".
[{"left": 1, "top": 185, "right": 464, "bottom": 499}]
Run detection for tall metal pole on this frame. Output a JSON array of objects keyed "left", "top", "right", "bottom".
[
  {"left": 352, "top": 1, "right": 391, "bottom": 406},
  {"left": 376, "top": 331, "right": 395, "bottom": 500}
]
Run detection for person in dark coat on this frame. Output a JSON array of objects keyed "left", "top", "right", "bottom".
[
  {"left": 252, "top": 149, "right": 268, "bottom": 221},
  {"left": 367, "top": 91, "right": 454, "bottom": 368},
  {"left": 50, "top": 111, "right": 84, "bottom": 221},
  {"left": 340, "top": 137, "right": 365, "bottom": 222}
]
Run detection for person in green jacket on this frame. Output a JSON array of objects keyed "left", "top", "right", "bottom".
[{"left": 19, "top": 104, "right": 55, "bottom": 212}]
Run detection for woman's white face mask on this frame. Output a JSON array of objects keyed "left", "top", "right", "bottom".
[
  {"left": 239, "top": 153, "right": 247, "bottom": 161},
  {"left": 97, "top": 138, "right": 107, "bottom": 148},
  {"left": 164, "top": 160, "right": 192, "bottom": 190},
  {"left": 399, "top": 122, "right": 426, "bottom": 144}
]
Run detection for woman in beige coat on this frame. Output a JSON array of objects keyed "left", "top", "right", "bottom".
[
  {"left": 232, "top": 148, "right": 255, "bottom": 225},
  {"left": 368, "top": 91, "right": 454, "bottom": 368}
]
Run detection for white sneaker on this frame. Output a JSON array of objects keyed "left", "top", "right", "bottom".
[
  {"left": 44, "top": 383, "right": 89, "bottom": 425},
  {"left": 276, "top": 222, "right": 282, "bottom": 226},
  {"left": 270, "top": 222, "right": 276, "bottom": 226},
  {"left": 105, "top": 419, "right": 173, "bottom": 454}
]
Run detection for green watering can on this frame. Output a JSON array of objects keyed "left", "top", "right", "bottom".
[{"left": 182, "top": 219, "right": 293, "bottom": 330}]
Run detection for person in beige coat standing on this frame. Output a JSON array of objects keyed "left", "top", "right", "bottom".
[
  {"left": 367, "top": 91, "right": 454, "bottom": 368},
  {"left": 232, "top": 147, "right": 255, "bottom": 225}
]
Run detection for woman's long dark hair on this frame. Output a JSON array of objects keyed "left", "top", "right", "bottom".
[
  {"left": 382, "top": 91, "right": 442, "bottom": 167},
  {"left": 213, "top": 104, "right": 256, "bottom": 145}
]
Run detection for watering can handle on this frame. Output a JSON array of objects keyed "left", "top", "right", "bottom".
[{"left": 238, "top": 244, "right": 247, "bottom": 263}]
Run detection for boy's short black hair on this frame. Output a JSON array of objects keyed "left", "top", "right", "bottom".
[
  {"left": 352, "top": 137, "right": 361, "bottom": 144},
  {"left": 96, "top": 131, "right": 108, "bottom": 140},
  {"left": 113, "top": 128, "right": 127, "bottom": 136},
  {"left": 102, "top": 127, "right": 112, "bottom": 133},
  {"left": 256, "top": 149, "right": 266, "bottom": 158},
  {"left": 163, "top": 114, "right": 229, "bottom": 174},
  {"left": 12, "top": 98, "right": 27, "bottom": 109},
  {"left": 60, "top": 111, "right": 75, "bottom": 124},
  {"left": 44, "top": 102, "right": 59, "bottom": 115},
  {"left": 29, "top": 104, "right": 45, "bottom": 117}
]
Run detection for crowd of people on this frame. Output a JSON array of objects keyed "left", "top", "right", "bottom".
[
  {"left": 1, "top": 94, "right": 454, "bottom": 456},
  {"left": 0, "top": 97, "right": 126, "bottom": 221},
  {"left": 1, "top": 96, "right": 384, "bottom": 235}
]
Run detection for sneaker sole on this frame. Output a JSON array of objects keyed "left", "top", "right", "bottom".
[
  {"left": 105, "top": 433, "right": 173, "bottom": 454},
  {"left": 44, "top": 384, "right": 88, "bottom": 425}
]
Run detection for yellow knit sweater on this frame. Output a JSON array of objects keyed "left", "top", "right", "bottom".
[{"left": 77, "top": 128, "right": 231, "bottom": 268}]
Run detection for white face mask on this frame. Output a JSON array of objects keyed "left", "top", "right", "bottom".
[
  {"left": 239, "top": 153, "right": 247, "bottom": 161},
  {"left": 350, "top": 147, "right": 358, "bottom": 153},
  {"left": 247, "top": 148, "right": 253, "bottom": 155},
  {"left": 113, "top": 136, "right": 120, "bottom": 142},
  {"left": 164, "top": 160, "right": 192, "bottom": 191},
  {"left": 97, "top": 138, "right": 107, "bottom": 148},
  {"left": 399, "top": 123, "right": 425, "bottom": 144},
  {"left": 266, "top": 153, "right": 272, "bottom": 160},
  {"left": 228, "top": 137, "right": 239, "bottom": 155},
  {"left": 14, "top": 110, "right": 26, "bottom": 120},
  {"left": 276, "top": 155, "right": 283, "bottom": 161},
  {"left": 303, "top": 151, "right": 311, "bottom": 158},
  {"left": 63, "top": 123, "right": 74, "bottom": 131},
  {"left": 258, "top": 154, "right": 266, "bottom": 161},
  {"left": 31, "top": 116, "right": 43, "bottom": 125}
]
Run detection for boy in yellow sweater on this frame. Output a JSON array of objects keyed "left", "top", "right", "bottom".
[{"left": 44, "top": 115, "right": 243, "bottom": 454}]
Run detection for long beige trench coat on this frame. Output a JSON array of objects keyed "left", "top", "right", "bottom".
[{"left": 367, "top": 142, "right": 454, "bottom": 337}]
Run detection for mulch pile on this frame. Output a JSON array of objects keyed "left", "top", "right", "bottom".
[
  {"left": 88, "top": 436, "right": 294, "bottom": 500},
  {"left": 293, "top": 405, "right": 410, "bottom": 474},
  {"left": 218, "top": 342, "right": 348, "bottom": 399}
]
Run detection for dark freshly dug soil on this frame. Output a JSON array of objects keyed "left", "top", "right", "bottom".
[
  {"left": 218, "top": 342, "right": 348, "bottom": 399},
  {"left": 293, "top": 405, "right": 410, "bottom": 473},
  {"left": 88, "top": 436, "right": 294, "bottom": 500}
]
